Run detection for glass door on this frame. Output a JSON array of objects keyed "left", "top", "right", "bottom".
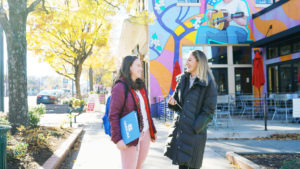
[
  {"left": 211, "top": 68, "right": 228, "bottom": 95},
  {"left": 279, "top": 63, "right": 293, "bottom": 93},
  {"left": 235, "top": 68, "right": 252, "bottom": 95},
  {"left": 268, "top": 65, "right": 279, "bottom": 93},
  {"left": 293, "top": 61, "right": 300, "bottom": 93}
]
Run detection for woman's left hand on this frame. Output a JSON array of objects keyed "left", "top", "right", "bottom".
[{"left": 151, "top": 134, "right": 157, "bottom": 143}]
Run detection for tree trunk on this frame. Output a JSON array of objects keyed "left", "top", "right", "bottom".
[
  {"left": 74, "top": 64, "right": 83, "bottom": 99},
  {"left": 7, "top": 1, "right": 28, "bottom": 132},
  {"left": 89, "top": 67, "right": 93, "bottom": 92}
]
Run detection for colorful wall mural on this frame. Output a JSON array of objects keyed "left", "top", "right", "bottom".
[
  {"left": 148, "top": 0, "right": 300, "bottom": 109},
  {"left": 252, "top": 0, "right": 300, "bottom": 42},
  {"left": 148, "top": 0, "right": 267, "bottom": 104}
]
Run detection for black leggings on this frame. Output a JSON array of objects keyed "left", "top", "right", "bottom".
[{"left": 179, "top": 165, "right": 196, "bottom": 169}]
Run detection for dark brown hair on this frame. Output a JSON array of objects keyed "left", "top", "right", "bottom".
[{"left": 113, "top": 55, "right": 145, "bottom": 90}]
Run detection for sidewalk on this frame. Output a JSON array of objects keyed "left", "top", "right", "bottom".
[
  {"left": 206, "top": 118, "right": 300, "bottom": 139},
  {"left": 206, "top": 139, "right": 300, "bottom": 157},
  {"left": 42, "top": 107, "right": 300, "bottom": 169},
  {"left": 69, "top": 106, "right": 231, "bottom": 169}
]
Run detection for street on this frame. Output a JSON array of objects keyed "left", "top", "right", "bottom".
[{"left": 4, "top": 96, "right": 69, "bottom": 114}]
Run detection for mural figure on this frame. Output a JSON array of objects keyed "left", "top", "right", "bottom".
[{"left": 196, "top": 0, "right": 250, "bottom": 44}]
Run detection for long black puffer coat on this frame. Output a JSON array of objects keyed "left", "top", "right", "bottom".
[{"left": 164, "top": 72, "right": 217, "bottom": 169}]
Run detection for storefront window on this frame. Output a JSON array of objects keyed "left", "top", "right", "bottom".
[
  {"left": 207, "top": 46, "right": 227, "bottom": 64},
  {"left": 212, "top": 68, "right": 228, "bottom": 95},
  {"left": 268, "top": 60, "right": 300, "bottom": 94},
  {"left": 268, "top": 65, "right": 279, "bottom": 93},
  {"left": 267, "top": 46, "right": 278, "bottom": 59},
  {"left": 293, "top": 41, "right": 300, "bottom": 53},
  {"left": 280, "top": 44, "right": 291, "bottom": 56},
  {"left": 235, "top": 68, "right": 252, "bottom": 95},
  {"left": 233, "top": 46, "right": 251, "bottom": 64},
  {"left": 293, "top": 62, "right": 300, "bottom": 94},
  {"left": 279, "top": 64, "right": 292, "bottom": 93}
]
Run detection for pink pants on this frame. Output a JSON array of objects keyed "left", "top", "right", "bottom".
[{"left": 120, "top": 129, "right": 151, "bottom": 169}]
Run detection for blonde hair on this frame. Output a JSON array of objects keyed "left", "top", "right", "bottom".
[{"left": 191, "top": 50, "right": 214, "bottom": 85}]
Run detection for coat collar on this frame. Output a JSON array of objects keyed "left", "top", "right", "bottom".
[{"left": 181, "top": 72, "right": 209, "bottom": 87}]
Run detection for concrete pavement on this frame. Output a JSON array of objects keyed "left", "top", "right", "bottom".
[
  {"left": 206, "top": 118, "right": 300, "bottom": 139},
  {"left": 70, "top": 111, "right": 232, "bottom": 169},
  {"left": 206, "top": 139, "right": 300, "bottom": 157},
  {"left": 42, "top": 104, "right": 300, "bottom": 169}
]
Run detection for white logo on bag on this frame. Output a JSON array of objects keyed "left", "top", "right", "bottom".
[{"left": 124, "top": 121, "right": 132, "bottom": 139}]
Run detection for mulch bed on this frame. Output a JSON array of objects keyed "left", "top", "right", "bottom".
[
  {"left": 240, "top": 153, "right": 300, "bottom": 169},
  {"left": 7, "top": 126, "right": 73, "bottom": 169},
  {"left": 229, "top": 134, "right": 300, "bottom": 169}
]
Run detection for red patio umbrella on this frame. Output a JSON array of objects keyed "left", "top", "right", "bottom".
[{"left": 252, "top": 51, "right": 265, "bottom": 97}]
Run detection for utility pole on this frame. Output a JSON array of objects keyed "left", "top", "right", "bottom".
[{"left": 0, "top": 27, "right": 4, "bottom": 112}]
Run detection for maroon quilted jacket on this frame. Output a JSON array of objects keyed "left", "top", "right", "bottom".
[{"left": 108, "top": 78, "right": 157, "bottom": 146}]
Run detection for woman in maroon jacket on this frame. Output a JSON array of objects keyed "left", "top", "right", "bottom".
[{"left": 109, "top": 55, "right": 157, "bottom": 169}]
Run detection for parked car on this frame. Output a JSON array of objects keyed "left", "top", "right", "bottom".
[{"left": 37, "top": 90, "right": 59, "bottom": 104}]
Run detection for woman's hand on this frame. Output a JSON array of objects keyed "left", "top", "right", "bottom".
[
  {"left": 116, "top": 140, "right": 127, "bottom": 150},
  {"left": 168, "top": 96, "right": 177, "bottom": 106},
  {"left": 151, "top": 134, "right": 157, "bottom": 143}
]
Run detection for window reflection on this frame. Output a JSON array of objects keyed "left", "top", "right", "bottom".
[
  {"left": 233, "top": 46, "right": 251, "bottom": 64},
  {"left": 268, "top": 60, "right": 300, "bottom": 94},
  {"left": 280, "top": 64, "right": 292, "bottom": 92},
  {"left": 293, "top": 41, "right": 300, "bottom": 53},
  {"left": 235, "top": 68, "right": 252, "bottom": 95},
  {"left": 212, "top": 68, "right": 228, "bottom": 94},
  {"left": 280, "top": 44, "right": 291, "bottom": 56},
  {"left": 207, "top": 46, "right": 227, "bottom": 64},
  {"left": 267, "top": 46, "right": 278, "bottom": 59}
]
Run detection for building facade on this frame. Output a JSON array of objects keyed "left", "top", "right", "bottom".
[
  {"left": 251, "top": 0, "right": 300, "bottom": 96},
  {"left": 147, "top": 0, "right": 299, "bottom": 111}
]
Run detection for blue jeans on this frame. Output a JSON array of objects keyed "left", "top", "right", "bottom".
[{"left": 195, "top": 26, "right": 248, "bottom": 44}]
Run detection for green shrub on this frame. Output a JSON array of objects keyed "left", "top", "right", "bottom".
[
  {"left": 28, "top": 104, "right": 46, "bottom": 127},
  {"left": 281, "top": 158, "right": 300, "bottom": 169},
  {"left": 80, "top": 100, "right": 86, "bottom": 107},
  {"left": 0, "top": 114, "right": 10, "bottom": 125},
  {"left": 7, "top": 141, "right": 28, "bottom": 160},
  {"left": 17, "top": 126, "right": 50, "bottom": 151}
]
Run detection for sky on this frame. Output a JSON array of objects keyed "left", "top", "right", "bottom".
[
  {"left": 3, "top": 8, "right": 128, "bottom": 78},
  {"left": 3, "top": 34, "right": 58, "bottom": 77}
]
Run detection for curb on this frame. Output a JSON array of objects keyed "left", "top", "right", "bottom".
[
  {"left": 39, "top": 127, "right": 83, "bottom": 169},
  {"left": 226, "top": 152, "right": 266, "bottom": 169},
  {"left": 208, "top": 130, "right": 300, "bottom": 140}
]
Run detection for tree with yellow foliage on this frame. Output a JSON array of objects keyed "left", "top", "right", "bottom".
[
  {"left": 0, "top": 0, "right": 50, "bottom": 131},
  {"left": 84, "top": 47, "right": 117, "bottom": 91},
  {"left": 0, "top": 0, "right": 134, "bottom": 130},
  {"left": 28, "top": 0, "right": 123, "bottom": 99}
]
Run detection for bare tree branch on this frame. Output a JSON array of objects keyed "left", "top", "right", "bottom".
[
  {"left": 61, "top": 57, "right": 75, "bottom": 66},
  {"left": 101, "top": 0, "right": 120, "bottom": 10},
  {"left": 27, "top": 0, "right": 42, "bottom": 13},
  {"left": 53, "top": 67, "right": 75, "bottom": 80}
]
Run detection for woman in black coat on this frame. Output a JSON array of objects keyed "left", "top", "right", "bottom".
[{"left": 165, "top": 50, "right": 217, "bottom": 169}]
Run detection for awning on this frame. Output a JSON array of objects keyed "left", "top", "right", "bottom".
[
  {"left": 117, "top": 18, "right": 148, "bottom": 58},
  {"left": 251, "top": 25, "right": 300, "bottom": 47}
]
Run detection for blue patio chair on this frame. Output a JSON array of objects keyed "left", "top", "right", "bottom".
[
  {"left": 213, "top": 95, "right": 233, "bottom": 128},
  {"left": 240, "top": 95, "right": 254, "bottom": 119},
  {"left": 272, "top": 94, "right": 293, "bottom": 123}
]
